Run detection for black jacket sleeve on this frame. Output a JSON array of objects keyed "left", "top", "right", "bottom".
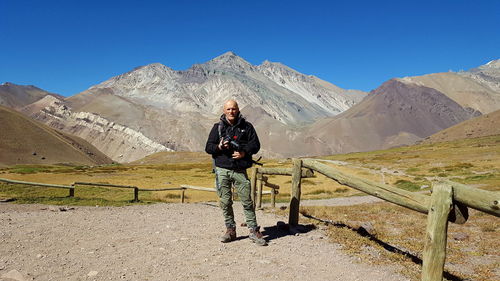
[
  {"left": 242, "top": 123, "right": 260, "bottom": 155},
  {"left": 205, "top": 124, "right": 220, "bottom": 155}
]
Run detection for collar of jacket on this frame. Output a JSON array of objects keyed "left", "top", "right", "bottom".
[{"left": 220, "top": 113, "right": 245, "bottom": 127}]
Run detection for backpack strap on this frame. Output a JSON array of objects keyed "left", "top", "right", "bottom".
[{"left": 218, "top": 120, "right": 224, "bottom": 139}]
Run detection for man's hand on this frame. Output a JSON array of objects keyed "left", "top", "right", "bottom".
[
  {"left": 218, "top": 138, "right": 229, "bottom": 150},
  {"left": 232, "top": 150, "right": 245, "bottom": 159}
]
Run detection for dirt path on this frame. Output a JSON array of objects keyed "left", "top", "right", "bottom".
[
  {"left": 275, "top": 195, "right": 384, "bottom": 208},
  {"left": 0, "top": 202, "right": 408, "bottom": 281}
]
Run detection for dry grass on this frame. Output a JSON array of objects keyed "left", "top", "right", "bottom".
[
  {"left": 0, "top": 135, "right": 498, "bottom": 280},
  {"left": 317, "top": 135, "right": 500, "bottom": 192},
  {"left": 1, "top": 135, "right": 498, "bottom": 205},
  {"left": 291, "top": 203, "right": 499, "bottom": 281},
  {"left": 0, "top": 162, "right": 219, "bottom": 204}
]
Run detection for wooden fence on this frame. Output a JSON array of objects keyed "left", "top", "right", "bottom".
[
  {"left": 0, "top": 178, "right": 271, "bottom": 203},
  {"left": 287, "top": 158, "right": 499, "bottom": 281},
  {"left": 2, "top": 160, "right": 498, "bottom": 280},
  {"left": 249, "top": 166, "right": 314, "bottom": 210}
]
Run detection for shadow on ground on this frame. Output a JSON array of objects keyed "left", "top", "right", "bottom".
[{"left": 302, "top": 213, "right": 465, "bottom": 281}]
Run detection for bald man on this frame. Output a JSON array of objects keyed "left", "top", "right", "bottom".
[{"left": 205, "top": 100, "right": 266, "bottom": 246}]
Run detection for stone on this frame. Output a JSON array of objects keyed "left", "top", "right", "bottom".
[
  {"left": 452, "top": 232, "right": 469, "bottom": 241},
  {"left": 349, "top": 221, "right": 377, "bottom": 236}
]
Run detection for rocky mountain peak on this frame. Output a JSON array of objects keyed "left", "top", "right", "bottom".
[
  {"left": 130, "top": 63, "right": 175, "bottom": 78},
  {"left": 467, "top": 59, "right": 500, "bottom": 73},
  {"left": 258, "top": 60, "right": 307, "bottom": 79},
  {"left": 1, "top": 82, "right": 41, "bottom": 91},
  {"left": 91, "top": 62, "right": 178, "bottom": 90},
  {"left": 461, "top": 58, "right": 500, "bottom": 93},
  {"left": 204, "top": 51, "right": 254, "bottom": 72},
  {"left": 482, "top": 59, "right": 500, "bottom": 69}
]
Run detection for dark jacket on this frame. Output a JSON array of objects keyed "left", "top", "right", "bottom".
[{"left": 205, "top": 114, "right": 260, "bottom": 170}]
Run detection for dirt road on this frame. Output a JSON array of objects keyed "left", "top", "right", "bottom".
[{"left": 0, "top": 202, "right": 408, "bottom": 281}]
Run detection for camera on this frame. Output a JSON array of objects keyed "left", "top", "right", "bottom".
[{"left": 223, "top": 136, "right": 241, "bottom": 151}]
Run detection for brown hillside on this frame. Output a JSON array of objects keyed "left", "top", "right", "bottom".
[
  {"left": 305, "top": 79, "right": 478, "bottom": 155},
  {"left": 421, "top": 109, "right": 500, "bottom": 144},
  {"left": 0, "top": 82, "right": 64, "bottom": 109},
  {"left": 0, "top": 106, "right": 113, "bottom": 167},
  {"left": 131, "top": 151, "right": 211, "bottom": 165},
  {"left": 399, "top": 73, "right": 500, "bottom": 114}
]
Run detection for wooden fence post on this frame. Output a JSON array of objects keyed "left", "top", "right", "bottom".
[
  {"left": 289, "top": 158, "right": 302, "bottom": 226},
  {"left": 422, "top": 182, "right": 453, "bottom": 281},
  {"left": 271, "top": 189, "right": 276, "bottom": 208},
  {"left": 69, "top": 184, "right": 75, "bottom": 197},
  {"left": 256, "top": 173, "right": 263, "bottom": 209},
  {"left": 181, "top": 188, "right": 185, "bottom": 203},
  {"left": 250, "top": 167, "right": 257, "bottom": 208},
  {"left": 133, "top": 187, "right": 139, "bottom": 202}
]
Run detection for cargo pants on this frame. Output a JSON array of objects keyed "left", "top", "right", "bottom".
[{"left": 215, "top": 167, "right": 257, "bottom": 229}]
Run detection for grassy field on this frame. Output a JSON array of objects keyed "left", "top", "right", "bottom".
[
  {"left": 316, "top": 135, "right": 500, "bottom": 192},
  {"left": 0, "top": 135, "right": 498, "bottom": 204},
  {"left": 1, "top": 135, "right": 498, "bottom": 280},
  {"left": 282, "top": 135, "right": 499, "bottom": 281}
]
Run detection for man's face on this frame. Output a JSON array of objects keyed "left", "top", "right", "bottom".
[{"left": 224, "top": 101, "right": 239, "bottom": 124}]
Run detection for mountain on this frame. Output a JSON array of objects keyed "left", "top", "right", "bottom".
[
  {"left": 24, "top": 51, "right": 366, "bottom": 162},
  {"left": 463, "top": 59, "right": 500, "bottom": 93},
  {"left": 80, "top": 51, "right": 365, "bottom": 125},
  {"left": 0, "top": 105, "right": 113, "bottom": 167},
  {"left": 304, "top": 79, "right": 479, "bottom": 154},
  {"left": 25, "top": 95, "right": 173, "bottom": 163},
  {"left": 399, "top": 59, "right": 500, "bottom": 114},
  {"left": 10, "top": 54, "right": 499, "bottom": 161},
  {"left": 0, "top": 82, "right": 64, "bottom": 109},
  {"left": 421, "top": 109, "right": 500, "bottom": 144}
]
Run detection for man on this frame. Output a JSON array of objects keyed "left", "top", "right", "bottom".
[{"left": 205, "top": 99, "right": 267, "bottom": 246}]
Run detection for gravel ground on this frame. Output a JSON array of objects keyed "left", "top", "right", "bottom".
[{"left": 0, "top": 201, "right": 408, "bottom": 281}]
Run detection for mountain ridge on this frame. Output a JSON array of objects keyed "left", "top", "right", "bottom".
[{"left": 2, "top": 54, "right": 499, "bottom": 162}]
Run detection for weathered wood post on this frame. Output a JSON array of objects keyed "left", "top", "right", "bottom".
[
  {"left": 271, "top": 189, "right": 276, "bottom": 208},
  {"left": 422, "top": 182, "right": 453, "bottom": 281},
  {"left": 256, "top": 173, "right": 263, "bottom": 209},
  {"left": 69, "top": 183, "right": 75, "bottom": 197},
  {"left": 181, "top": 188, "right": 186, "bottom": 203},
  {"left": 250, "top": 167, "right": 257, "bottom": 208},
  {"left": 289, "top": 158, "right": 303, "bottom": 226},
  {"left": 133, "top": 187, "right": 139, "bottom": 202}
]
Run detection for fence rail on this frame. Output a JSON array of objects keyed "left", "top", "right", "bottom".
[
  {"left": 249, "top": 166, "right": 313, "bottom": 209},
  {"left": 0, "top": 178, "right": 73, "bottom": 189},
  {"left": 287, "top": 158, "right": 499, "bottom": 281},
  {"left": 0, "top": 178, "right": 273, "bottom": 204}
]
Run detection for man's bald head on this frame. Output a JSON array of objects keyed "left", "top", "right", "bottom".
[
  {"left": 223, "top": 99, "right": 240, "bottom": 125},
  {"left": 223, "top": 100, "right": 239, "bottom": 111}
]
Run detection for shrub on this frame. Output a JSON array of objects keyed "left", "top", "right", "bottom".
[{"left": 394, "top": 180, "right": 420, "bottom": 191}]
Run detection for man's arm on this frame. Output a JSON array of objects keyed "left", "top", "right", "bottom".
[
  {"left": 243, "top": 123, "right": 260, "bottom": 155},
  {"left": 205, "top": 124, "right": 220, "bottom": 155}
]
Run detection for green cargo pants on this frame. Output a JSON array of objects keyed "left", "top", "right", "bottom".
[{"left": 215, "top": 167, "right": 257, "bottom": 229}]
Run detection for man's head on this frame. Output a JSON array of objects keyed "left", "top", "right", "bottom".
[{"left": 223, "top": 100, "right": 240, "bottom": 124}]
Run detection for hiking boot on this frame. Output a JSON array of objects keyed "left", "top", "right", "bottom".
[
  {"left": 249, "top": 227, "right": 267, "bottom": 246},
  {"left": 220, "top": 227, "right": 236, "bottom": 243}
]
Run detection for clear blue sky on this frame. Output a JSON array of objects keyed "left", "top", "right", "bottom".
[{"left": 1, "top": 0, "right": 499, "bottom": 96}]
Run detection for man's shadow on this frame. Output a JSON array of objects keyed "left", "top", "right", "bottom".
[
  {"left": 232, "top": 222, "right": 315, "bottom": 242},
  {"left": 301, "top": 213, "right": 465, "bottom": 281},
  {"left": 261, "top": 221, "right": 316, "bottom": 241}
]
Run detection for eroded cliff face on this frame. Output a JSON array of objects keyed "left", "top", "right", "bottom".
[{"left": 31, "top": 98, "right": 171, "bottom": 162}]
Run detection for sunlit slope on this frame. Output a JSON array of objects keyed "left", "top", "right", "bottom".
[{"left": 0, "top": 105, "right": 113, "bottom": 167}]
